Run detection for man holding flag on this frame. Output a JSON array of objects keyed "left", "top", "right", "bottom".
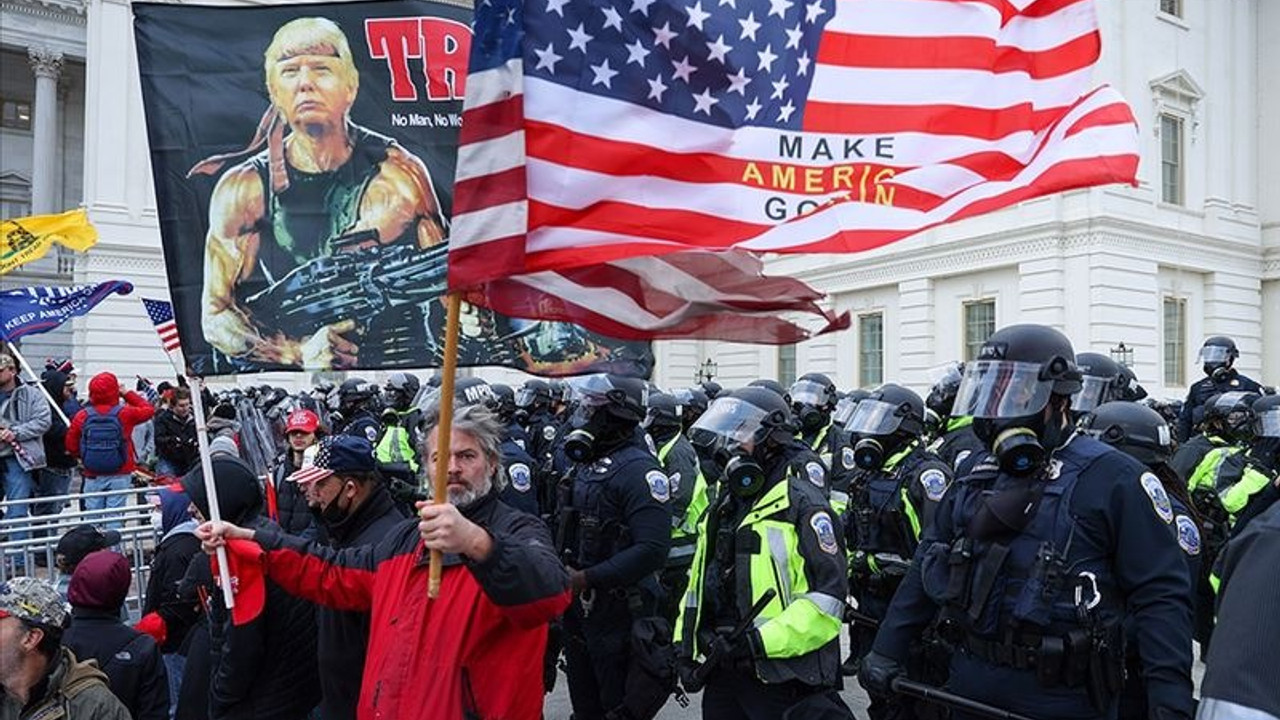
[{"left": 0, "top": 352, "right": 51, "bottom": 572}]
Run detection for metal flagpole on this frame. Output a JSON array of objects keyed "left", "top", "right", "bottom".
[
  {"left": 427, "top": 292, "right": 462, "bottom": 599},
  {"left": 5, "top": 343, "right": 70, "bottom": 426},
  {"left": 186, "top": 374, "right": 236, "bottom": 608}
]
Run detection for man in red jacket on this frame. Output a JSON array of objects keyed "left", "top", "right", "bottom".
[
  {"left": 199, "top": 401, "right": 571, "bottom": 720},
  {"left": 66, "top": 372, "right": 154, "bottom": 521}
]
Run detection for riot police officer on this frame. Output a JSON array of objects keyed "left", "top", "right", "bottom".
[
  {"left": 925, "top": 363, "right": 985, "bottom": 475},
  {"left": 861, "top": 324, "right": 1195, "bottom": 720},
  {"left": 678, "top": 387, "right": 849, "bottom": 719},
  {"left": 1177, "top": 336, "right": 1264, "bottom": 441},
  {"left": 1222, "top": 394, "right": 1280, "bottom": 533},
  {"left": 645, "top": 391, "right": 710, "bottom": 624},
  {"left": 841, "top": 384, "right": 951, "bottom": 703},
  {"left": 791, "top": 373, "right": 840, "bottom": 469},
  {"left": 557, "top": 374, "right": 672, "bottom": 720},
  {"left": 375, "top": 372, "right": 422, "bottom": 482},
  {"left": 456, "top": 378, "right": 542, "bottom": 517},
  {"left": 1183, "top": 391, "right": 1259, "bottom": 496},
  {"left": 490, "top": 383, "right": 530, "bottom": 450},
  {"left": 1071, "top": 353, "right": 1126, "bottom": 417},
  {"left": 673, "top": 386, "right": 710, "bottom": 435},
  {"left": 516, "top": 379, "right": 560, "bottom": 468},
  {"left": 335, "top": 377, "right": 382, "bottom": 443}
]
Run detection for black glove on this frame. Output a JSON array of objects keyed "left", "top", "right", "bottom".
[
  {"left": 677, "top": 656, "right": 701, "bottom": 693},
  {"left": 857, "top": 651, "right": 904, "bottom": 696},
  {"left": 709, "top": 628, "right": 759, "bottom": 673}
]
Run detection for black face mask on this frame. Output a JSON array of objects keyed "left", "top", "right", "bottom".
[
  {"left": 1208, "top": 365, "right": 1232, "bottom": 383},
  {"left": 314, "top": 485, "right": 354, "bottom": 528},
  {"left": 853, "top": 437, "right": 886, "bottom": 470},
  {"left": 725, "top": 453, "right": 766, "bottom": 498},
  {"left": 975, "top": 405, "right": 1070, "bottom": 477},
  {"left": 798, "top": 407, "right": 827, "bottom": 434},
  {"left": 565, "top": 411, "right": 630, "bottom": 463},
  {"left": 513, "top": 409, "right": 530, "bottom": 426}
]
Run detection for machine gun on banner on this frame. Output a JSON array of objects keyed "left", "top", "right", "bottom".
[{"left": 243, "top": 232, "right": 449, "bottom": 339}]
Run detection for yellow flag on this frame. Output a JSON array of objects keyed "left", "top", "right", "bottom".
[{"left": 0, "top": 208, "right": 99, "bottom": 275}]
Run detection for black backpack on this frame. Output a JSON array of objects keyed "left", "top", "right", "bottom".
[{"left": 81, "top": 405, "right": 127, "bottom": 473}]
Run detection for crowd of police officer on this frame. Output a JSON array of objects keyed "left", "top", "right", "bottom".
[{"left": 200, "top": 324, "right": 1278, "bottom": 720}]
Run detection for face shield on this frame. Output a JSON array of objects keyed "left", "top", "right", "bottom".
[
  {"left": 833, "top": 396, "right": 859, "bottom": 425},
  {"left": 1198, "top": 345, "right": 1231, "bottom": 365},
  {"left": 567, "top": 374, "right": 644, "bottom": 425},
  {"left": 928, "top": 362, "right": 965, "bottom": 388},
  {"left": 689, "top": 397, "right": 771, "bottom": 455},
  {"left": 789, "top": 380, "right": 831, "bottom": 408},
  {"left": 1255, "top": 408, "right": 1280, "bottom": 438},
  {"left": 1070, "top": 375, "right": 1114, "bottom": 414},
  {"left": 952, "top": 360, "right": 1056, "bottom": 420},
  {"left": 843, "top": 399, "right": 908, "bottom": 435}
]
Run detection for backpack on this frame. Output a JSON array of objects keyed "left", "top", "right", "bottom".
[{"left": 81, "top": 405, "right": 127, "bottom": 473}]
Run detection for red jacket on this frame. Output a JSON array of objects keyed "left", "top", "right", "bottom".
[
  {"left": 253, "top": 492, "right": 571, "bottom": 720},
  {"left": 66, "top": 372, "right": 155, "bottom": 476}
]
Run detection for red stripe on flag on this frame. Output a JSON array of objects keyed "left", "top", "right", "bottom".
[
  {"left": 453, "top": 166, "right": 527, "bottom": 216},
  {"left": 527, "top": 200, "right": 768, "bottom": 248},
  {"left": 814, "top": 31, "right": 1100, "bottom": 79},
  {"left": 801, "top": 102, "right": 1069, "bottom": 138},
  {"left": 458, "top": 95, "right": 524, "bottom": 145}
]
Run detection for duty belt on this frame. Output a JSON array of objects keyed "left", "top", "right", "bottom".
[{"left": 962, "top": 634, "right": 1042, "bottom": 671}]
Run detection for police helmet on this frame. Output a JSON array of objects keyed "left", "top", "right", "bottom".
[
  {"left": 1071, "top": 353, "right": 1124, "bottom": 414},
  {"left": 1203, "top": 391, "right": 1261, "bottom": 441},
  {"left": 383, "top": 372, "right": 421, "bottom": 410},
  {"left": 833, "top": 388, "right": 870, "bottom": 427},
  {"left": 1252, "top": 394, "right": 1280, "bottom": 439},
  {"left": 843, "top": 383, "right": 926, "bottom": 439},
  {"left": 790, "top": 373, "right": 838, "bottom": 410},
  {"left": 1113, "top": 363, "right": 1148, "bottom": 402},
  {"left": 490, "top": 383, "right": 517, "bottom": 418},
  {"left": 568, "top": 374, "right": 647, "bottom": 426},
  {"left": 644, "top": 391, "right": 683, "bottom": 432},
  {"left": 1198, "top": 336, "right": 1239, "bottom": 370},
  {"left": 747, "top": 378, "right": 791, "bottom": 404},
  {"left": 338, "top": 378, "right": 378, "bottom": 412},
  {"left": 925, "top": 362, "right": 965, "bottom": 419},
  {"left": 454, "top": 377, "right": 497, "bottom": 407},
  {"left": 952, "top": 324, "right": 1082, "bottom": 420},
  {"left": 515, "top": 379, "right": 553, "bottom": 412},
  {"left": 689, "top": 386, "right": 797, "bottom": 458},
  {"left": 699, "top": 380, "right": 724, "bottom": 400},
  {"left": 1080, "top": 401, "right": 1173, "bottom": 467},
  {"left": 672, "top": 387, "right": 710, "bottom": 431}
]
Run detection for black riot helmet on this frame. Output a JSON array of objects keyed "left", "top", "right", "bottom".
[
  {"left": 1198, "top": 336, "right": 1239, "bottom": 380},
  {"left": 383, "top": 372, "right": 421, "bottom": 412},
  {"left": 1113, "top": 363, "right": 1148, "bottom": 402},
  {"left": 1202, "top": 391, "right": 1261, "bottom": 444},
  {"left": 338, "top": 378, "right": 379, "bottom": 415},
  {"left": 843, "top": 383, "right": 925, "bottom": 470},
  {"left": 672, "top": 387, "right": 710, "bottom": 433},
  {"left": 925, "top": 362, "right": 965, "bottom": 421},
  {"left": 644, "top": 391, "right": 684, "bottom": 437},
  {"left": 1080, "top": 401, "right": 1174, "bottom": 467},
  {"left": 1253, "top": 394, "right": 1280, "bottom": 439},
  {"left": 699, "top": 380, "right": 724, "bottom": 400},
  {"left": 514, "top": 379, "right": 553, "bottom": 425},
  {"left": 490, "top": 384, "right": 517, "bottom": 421},
  {"left": 953, "top": 324, "right": 1082, "bottom": 476},
  {"left": 832, "top": 388, "right": 870, "bottom": 428},
  {"left": 790, "top": 373, "right": 838, "bottom": 434},
  {"left": 562, "top": 374, "right": 647, "bottom": 463},
  {"left": 1071, "top": 353, "right": 1124, "bottom": 415},
  {"left": 454, "top": 377, "right": 497, "bottom": 407},
  {"left": 690, "top": 387, "right": 797, "bottom": 498},
  {"left": 747, "top": 378, "right": 791, "bottom": 404}
]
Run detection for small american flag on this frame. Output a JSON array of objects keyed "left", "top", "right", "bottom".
[{"left": 142, "top": 298, "right": 182, "bottom": 355}]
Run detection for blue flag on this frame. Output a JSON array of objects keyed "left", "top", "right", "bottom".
[{"left": 0, "top": 281, "right": 134, "bottom": 341}]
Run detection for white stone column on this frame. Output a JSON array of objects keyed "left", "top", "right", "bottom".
[{"left": 27, "top": 46, "right": 63, "bottom": 216}]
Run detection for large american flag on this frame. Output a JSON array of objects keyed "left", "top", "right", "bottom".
[
  {"left": 449, "top": 0, "right": 1138, "bottom": 339},
  {"left": 142, "top": 297, "right": 183, "bottom": 358}
]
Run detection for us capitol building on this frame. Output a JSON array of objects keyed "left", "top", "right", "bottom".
[{"left": 1, "top": 0, "right": 1275, "bottom": 398}]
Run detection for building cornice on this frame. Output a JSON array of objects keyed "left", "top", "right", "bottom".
[{"left": 1, "top": 0, "right": 86, "bottom": 24}]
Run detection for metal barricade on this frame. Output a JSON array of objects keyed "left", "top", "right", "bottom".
[{"left": 0, "top": 485, "right": 161, "bottom": 621}]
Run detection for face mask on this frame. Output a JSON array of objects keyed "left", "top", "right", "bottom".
[
  {"left": 1209, "top": 365, "right": 1232, "bottom": 383},
  {"left": 317, "top": 485, "right": 354, "bottom": 527},
  {"left": 798, "top": 407, "right": 826, "bottom": 433},
  {"left": 150, "top": 511, "right": 164, "bottom": 532},
  {"left": 563, "top": 427, "right": 596, "bottom": 463},
  {"left": 725, "top": 453, "right": 765, "bottom": 498},
  {"left": 853, "top": 437, "right": 885, "bottom": 470}
]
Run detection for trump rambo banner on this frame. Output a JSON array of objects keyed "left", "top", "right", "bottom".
[{"left": 133, "top": 0, "right": 652, "bottom": 377}]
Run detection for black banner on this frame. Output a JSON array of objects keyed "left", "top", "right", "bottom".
[{"left": 133, "top": 0, "right": 652, "bottom": 377}]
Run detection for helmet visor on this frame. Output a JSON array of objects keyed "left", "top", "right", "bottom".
[
  {"left": 689, "top": 397, "right": 770, "bottom": 446},
  {"left": 1255, "top": 408, "right": 1280, "bottom": 438},
  {"left": 789, "top": 380, "right": 830, "bottom": 407},
  {"left": 1070, "top": 375, "right": 1112, "bottom": 413},
  {"left": 928, "top": 361, "right": 964, "bottom": 387},
  {"left": 952, "top": 360, "right": 1056, "bottom": 419},
  {"left": 514, "top": 388, "right": 540, "bottom": 408},
  {"left": 1198, "top": 345, "right": 1231, "bottom": 364},
  {"left": 832, "top": 396, "right": 859, "bottom": 425},
  {"left": 843, "top": 399, "right": 906, "bottom": 435}
]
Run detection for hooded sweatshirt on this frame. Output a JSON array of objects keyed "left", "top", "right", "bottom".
[
  {"left": 142, "top": 488, "right": 202, "bottom": 654},
  {"left": 40, "top": 370, "right": 76, "bottom": 469},
  {"left": 66, "top": 372, "right": 155, "bottom": 476}
]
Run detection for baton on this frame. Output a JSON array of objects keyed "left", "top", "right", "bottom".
[
  {"left": 843, "top": 604, "right": 881, "bottom": 629},
  {"left": 684, "top": 588, "right": 777, "bottom": 693},
  {"left": 891, "top": 677, "right": 1039, "bottom": 720}
]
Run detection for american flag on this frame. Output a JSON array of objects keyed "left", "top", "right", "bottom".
[
  {"left": 286, "top": 441, "right": 333, "bottom": 486},
  {"left": 449, "top": 0, "right": 1138, "bottom": 339},
  {"left": 142, "top": 298, "right": 183, "bottom": 356}
]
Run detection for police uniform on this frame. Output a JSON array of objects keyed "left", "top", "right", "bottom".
[
  {"left": 560, "top": 431, "right": 673, "bottom": 719},
  {"left": 799, "top": 418, "right": 836, "bottom": 470},
  {"left": 652, "top": 428, "right": 710, "bottom": 620},
  {"left": 929, "top": 416, "right": 986, "bottom": 477},
  {"left": 827, "top": 427, "right": 857, "bottom": 517},
  {"left": 844, "top": 441, "right": 950, "bottom": 646},
  {"left": 677, "top": 441, "right": 848, "bottom": 718},
  {"left": 374, "top": 407, "right": 421, "bottom": 477},
  {"left": 1177, "top": 371, "right": 1263, "bottom": 442},
  {"left": 339, "top": 410, "right": 382, "bottom": 446},
  {"left": 499, "top": 434, "right": 540, "bottom": 517},
  {"left": 871, "top": 435, "right": 1195, "bottom": 720}
]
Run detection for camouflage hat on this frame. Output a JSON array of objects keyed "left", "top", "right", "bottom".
[{"left": 0, "top": 577, "right": 69, "bottom": 628}]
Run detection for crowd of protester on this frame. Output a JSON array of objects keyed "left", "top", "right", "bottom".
[{"left": 0, "top": 332, "right": 1278, "bottom": 720}]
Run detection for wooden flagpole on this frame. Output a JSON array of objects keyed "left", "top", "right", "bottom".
[
  {"left": 427, "top": 292, "right": 463, "bottom": 598},
  {"left": 185, "top": 373, "right": 236, "bottom": 608}
]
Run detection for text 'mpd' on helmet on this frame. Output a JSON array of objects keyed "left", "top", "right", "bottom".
[
  {"left": 689, "top": 387, "right": 795, "bottom": 457},
  {"left": 952, "top": 324, "right": 1082, "bottom": 420}
]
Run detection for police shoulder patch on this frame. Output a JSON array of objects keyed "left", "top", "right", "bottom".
[
  {"left": 919, "top": 468, "right": 949, "bottom": 502},
  {"left": 509, "top": 463, "right": 532, "bottom": 493},
  {"left": 810, "top": 511, "right": 839, "bottom": 555},
  {"left": 646, "top": 470, "right": 671, "bottom": 502},
  {"left": 841, "top": 447, "right": 856, "bottom": 470},
  {"left": 1140, "top": 473, "right": 1174, "bottom": 524},
  {"left": 1175, "top": 514, "right": 1201, "bottom": 556},
  {"left": 805, "top": 461, "right": 826, "bottom": 488},
  {"left": 364, "top": 426, "right": 378, "bottom": 443}
]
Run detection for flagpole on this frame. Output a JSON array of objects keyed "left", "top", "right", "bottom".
[
  {"left": 186, "top": 372, "right": 236, "bottom": 608},
  {"left": 427, "top": 292, "right": 462, "bottom": 599},
  {"left": 5, "top": 342, "right": 70, "bottom": 426}
]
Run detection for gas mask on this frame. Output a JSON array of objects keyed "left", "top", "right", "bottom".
[
  {"left": 724, "top": 453, "right": 766, "bottom": 498},
  {"left": 852, "top": 436, "right": 887, "bottom": 470},
  {"left": 974, "top": 401, "right": 1070, "bottom": 477},
  {"left": 797, "top": 405, "right": 827, "bottom": 434},
  {"left": 1208, "top": 365, "right": 1232, "bottom": 383},
  {"left": 564, "top": 408, "right": 627, "bottom": 464}
]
